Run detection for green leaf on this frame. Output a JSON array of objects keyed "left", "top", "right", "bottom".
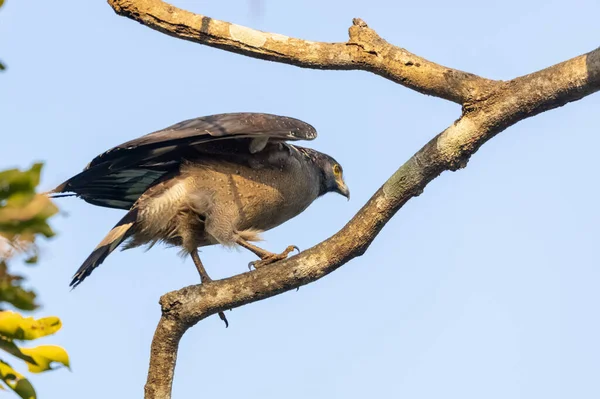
[
  {"left": 0, "top": 263, "right": 37, "bottom": 311},
  {"left": 20, "top": 345, "right": 69, "bottom": 373},
  {"left": 0, "top": 164, "right": 43, "bottom": 202},
  {"left": 0, "top": 337, "right": 36, "bottom": 365},
  {"left": 0, "top": 199, "right": 58, "bottom": 239},
  {"left": 0, "top": 163, "right": 57, "bottom": 241},
  {"left": 0, "top": 61, "right": 5, "bottom": 71},
  {"left": 0, "top": 359, "right": 37, "bottom": 399},
  {"left": 23, "top": 256, "right": 37, "bottom": 265},
  {"left": 0, "top": 311, "right": 62, "bottom": 340},
  {"left": 0, "top": 163, "right": 66, "bottom": 397}
]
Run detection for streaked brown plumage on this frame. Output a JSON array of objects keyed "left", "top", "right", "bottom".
[{"left": 49, "top": 113, "right": 349, "bottom": 288}]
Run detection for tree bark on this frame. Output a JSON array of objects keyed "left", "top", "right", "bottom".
[
  {"left": 104, "top": 1, "right": 600, "bottom": 397},
  {"left": 107, "top": 0, "right": 497, "bottom": 104},
  {"left": 144, "top": 317, "right": 187, "bottom": 399}
]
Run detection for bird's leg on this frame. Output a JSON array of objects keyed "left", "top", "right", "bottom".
[
  {"left": 236, "top": 238, "right": 300, "bottom": 269},
  {"left": 190, "top": 250, "right": 212, "bottom": 284},
  {"left": 190, "top": 250, "right": 229, "bottom": 328}
]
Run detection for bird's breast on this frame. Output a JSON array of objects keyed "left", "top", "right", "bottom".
[{"left": 184, "top": 161, "right": 319, "bottom": 232}]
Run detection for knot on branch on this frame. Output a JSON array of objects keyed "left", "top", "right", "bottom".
[
  {"left": 352, "top": 18, "right": 368, "bottom": 28},
  {"left": 159, "top": 290, "right": 186, "bottom": 316},
  {"left": 348, "top": 20, "right": 382, "bottom": 57},
  {"left": 448, "top": 156, "right": 470, "bottom": 171}
]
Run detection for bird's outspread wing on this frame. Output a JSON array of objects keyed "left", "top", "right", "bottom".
[{"left": 48, "top": 113, "right": 317, "bottom": 209}]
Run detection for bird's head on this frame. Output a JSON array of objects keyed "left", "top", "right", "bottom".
[{"left": 316, "top": 153, "right": 350, "bottom": 200}]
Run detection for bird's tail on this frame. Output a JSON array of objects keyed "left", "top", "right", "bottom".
[{"left": 70, "top": 209, "right": 138, "bottom": 288}]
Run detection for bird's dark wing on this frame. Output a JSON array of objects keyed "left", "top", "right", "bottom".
[
  {"left": 87, "top": 112, "right": 316, "bottom": 170},
  {"left": 49, "top": 113, "right": 317, "bottom": 210}
]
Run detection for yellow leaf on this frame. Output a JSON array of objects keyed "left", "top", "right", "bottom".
[
  {"left": 20, "top": 345, "right": 70, "bottom": 373},
  {"left": 0, "top": 311, "right": 62, "bottom": 340},
  {"left": 0, "top": 359, "right": 36, "bottom": 399}
]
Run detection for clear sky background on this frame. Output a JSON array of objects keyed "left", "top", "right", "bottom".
[{"left": 2, "top": 0, "right": 600, "bottom": 398}]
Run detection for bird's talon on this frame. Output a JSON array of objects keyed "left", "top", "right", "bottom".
[
  {"left": 218, "top": 311, "right": 229, "bottom": 328},
  {"left": 281, "top": 245, "right": 299, "bottom": 257},
  {"left": 250, "top": 258, "right": 269, "bottom": 269}
]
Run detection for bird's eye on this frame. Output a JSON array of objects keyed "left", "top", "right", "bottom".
[{"left": 333, "top": 164, "right": 341, "bottom": 176}]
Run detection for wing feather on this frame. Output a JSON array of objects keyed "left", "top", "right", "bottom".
[
  {"left": 50, "top": 113, "right": 317, "bottom": 210},
  {"left": 88, "top": 112, "right": 316, "bottom": 169}
]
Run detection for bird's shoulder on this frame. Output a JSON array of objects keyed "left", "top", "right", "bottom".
[{"left": 242, "top": 142, "right": 316, "bottom": 171}]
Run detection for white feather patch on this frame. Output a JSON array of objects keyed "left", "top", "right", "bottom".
[{"left": 95, "top": 223, "right": 133, "bottom": 249}]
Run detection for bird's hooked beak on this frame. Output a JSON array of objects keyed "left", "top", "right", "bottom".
[{"left": 336, "top": 178, "right": 350, "bottom": 200}]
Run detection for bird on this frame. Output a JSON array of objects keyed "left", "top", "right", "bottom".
[{"left": 48, "top": 112, "right": 350, "bottom": 289}]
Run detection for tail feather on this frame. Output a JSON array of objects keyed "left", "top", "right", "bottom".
[
  {"left": 45, "top": 193, "right": 76, "bottom": 199},
  {"left": 42, "top": 181, "right": 70, "bottom": 197},
  {"left": 70, "top": 209, "right": 138, "bottom": 288}
]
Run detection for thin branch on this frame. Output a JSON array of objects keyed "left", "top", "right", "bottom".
[{"left": 107, "top": 0, "right": 497, "bottom": 104}]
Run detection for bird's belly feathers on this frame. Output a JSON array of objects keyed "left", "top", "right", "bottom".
[
  {"left": 183, "top": 161, "right": 318, "bottom": 232},
  {"left": 131, "top": 160, "right": 319, "bottom": 251}
]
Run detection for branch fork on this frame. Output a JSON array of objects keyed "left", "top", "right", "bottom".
[{"left": 103, "top": 1, "right": 600, "bottom": 398}]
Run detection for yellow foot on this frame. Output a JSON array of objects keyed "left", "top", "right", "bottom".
[{"left": 248, "top": 245, "right": 300, "bottom": 269}]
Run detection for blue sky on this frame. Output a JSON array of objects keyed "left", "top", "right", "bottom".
[{"left": 2, "top": 0, "right": 600, "bottom": 397}]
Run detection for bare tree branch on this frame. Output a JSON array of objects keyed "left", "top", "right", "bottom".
[
  {"left": 108, "top": 0, "right": 497, "bottom": 104},
  {"left": 103, "top": 1, "right": 600, "bottom": 398},
  {"left": 141, "top": 47, "right": 600, "bottom": 399},
  {"left": 144, "top": 317, "right": 187, "bottom": 399}
]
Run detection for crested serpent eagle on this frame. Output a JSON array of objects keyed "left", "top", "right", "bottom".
[{"left": 48, "top": 113, "right": 350, "bottom": 289}]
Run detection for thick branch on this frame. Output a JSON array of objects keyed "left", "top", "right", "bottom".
[
  {"left": 108, "top": 0, "right": 497, "bottom": 104},
  {"left": 143, "top": 45, "right": 600, "bottom": 398},
  {"left": 104, "top": 1, "right": 600, "bottom": 396},
  {"left": 144, "top": 316, "right": 187, "bottom": 399}
]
